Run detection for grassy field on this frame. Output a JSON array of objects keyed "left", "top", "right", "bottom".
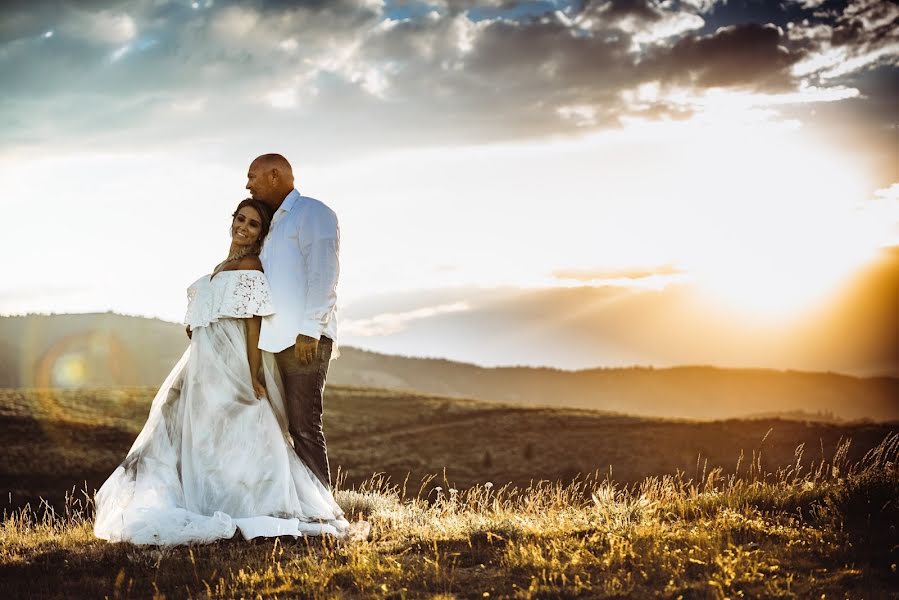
[
  {"left": 2, "top": 386, "right": 895, "bottom": 511},
  {"left": 1, "top": 386, "right": 898, "bottom": 597}
]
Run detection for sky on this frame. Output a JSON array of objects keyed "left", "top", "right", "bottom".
[{"left": 1, "top": 0, "right": 898, "bottom": 374}]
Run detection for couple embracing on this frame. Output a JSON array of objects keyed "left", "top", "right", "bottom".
[{"left": 93, "top": 154, "right": 355, "bottom": 545}]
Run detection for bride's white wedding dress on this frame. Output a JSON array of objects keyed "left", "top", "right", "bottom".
[{"left": 93, "top": 269, "right": 350, "bottom": 545}]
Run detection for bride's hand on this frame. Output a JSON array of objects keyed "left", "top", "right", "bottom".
[{"left": 252, "top": 378, "right": 267, "bottom": 400}]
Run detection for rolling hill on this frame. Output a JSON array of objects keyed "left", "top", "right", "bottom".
[{"left": 2, "top": 312, "right": 898, "bottom": 421}]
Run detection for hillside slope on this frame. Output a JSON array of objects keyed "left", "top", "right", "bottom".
[
  {"left": 3, "top": 313, "right": 898, "bottom": 421},
  {"left": 2, "top": 386, "right": 895, "bottom": 513}
]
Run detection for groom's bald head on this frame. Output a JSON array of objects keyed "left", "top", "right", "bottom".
[
  {"left": 252, "top": 153, "right": 293, "bottom": 178},
  {"left": 246, "top": 153, "right": 295, "bottom": 209}
]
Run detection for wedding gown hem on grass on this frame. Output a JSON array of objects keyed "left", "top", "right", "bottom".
[{"left": 93, "top": 270, "right": 351, "bottom": 545}]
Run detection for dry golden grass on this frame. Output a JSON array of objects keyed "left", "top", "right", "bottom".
[{"left": 2, "top": 433, "right": 897, "bottom": 598}]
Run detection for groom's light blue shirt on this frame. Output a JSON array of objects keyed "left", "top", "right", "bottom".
[{"left": 258, "top": 189, "right": 340, "bottom": 356}]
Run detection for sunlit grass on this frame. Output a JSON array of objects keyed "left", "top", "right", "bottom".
[{"left": 2, "top": 433, "right": 896, "bottom": 598}]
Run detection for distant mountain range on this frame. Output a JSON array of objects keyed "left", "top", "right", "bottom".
[{"left": 2, "top": 313, "right": 897, "bottom": 421}]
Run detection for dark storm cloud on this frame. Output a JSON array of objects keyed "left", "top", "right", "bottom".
[
  {"left": 642, "top": 22, "right": 806, "bottom": 92},
  {"left": 582, "top": 0, "right": 665, "bottom": 22},
  {"left": 452, "top": 18, "right": 636, "bottom": 96},
  {"left": 0, "top": 0, "right": 896, "bottom": 157}
]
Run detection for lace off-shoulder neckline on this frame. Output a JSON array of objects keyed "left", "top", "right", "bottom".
[
  {"left": 185, "top": 269, "right": 273, "bottom": 329},
  {"left": 209, "top": 269, "right": 264, "bottom": 281}
]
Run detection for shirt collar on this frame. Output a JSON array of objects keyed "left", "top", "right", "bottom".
[{"left": 272, "top": 189, "right": 300, "bottom": 222}]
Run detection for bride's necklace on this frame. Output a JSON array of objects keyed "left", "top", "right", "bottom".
[{"left": 213, "top": 245, "right": 256, "bottom": 276}]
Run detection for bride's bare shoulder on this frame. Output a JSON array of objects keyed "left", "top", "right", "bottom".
[{"left": 237, "top": 255, "right": 264, "bottom": 272}]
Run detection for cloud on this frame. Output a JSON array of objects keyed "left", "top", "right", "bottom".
[
  {"left": 552, "top": 265, "right": 685, "bottom": 282},
  {"left": 342, "top": 301, "right": 471, "bottom": 336},
  {"left": 588, "top": 0, "right": 667, "bottom": 22},
  {"left": 788, "top": 0, "right": 899, "bottom": 80},
  {"left": 67, "top": 9, "right": 137, "bottom": 45},
  {"left": 642, "top": 23, "right": 806, "bottom": 92},
  {"left": 787, "top": 0, "right": 829, "bottom": 9},
  {"left": 678, "top": 0, "right": 724, "bottom": 13},
  {"left": 0, "top": 0, "right": 894, "bottom": 161},
  {"left": 575, "top": 0, "right": 706, "bottom": 50}
]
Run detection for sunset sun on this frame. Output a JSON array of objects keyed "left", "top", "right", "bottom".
[{"left": 670, "top": 114, "right": 883, "bottom": 321}]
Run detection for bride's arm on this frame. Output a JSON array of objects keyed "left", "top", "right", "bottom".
[
  {"left": 245, "top": 315, "right": 264, "bottom": 385},
  {"left": 238, "top": 255, "right": 267, "bottom": 398}
]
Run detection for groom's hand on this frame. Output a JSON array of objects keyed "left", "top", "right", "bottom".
[{"left": 295, "top": 334, "right": 318, "bottom": 365}]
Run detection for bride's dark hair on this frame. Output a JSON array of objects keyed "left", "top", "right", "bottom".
[{"left": 232, "top": 198, "right": 272, "bottom": 253}]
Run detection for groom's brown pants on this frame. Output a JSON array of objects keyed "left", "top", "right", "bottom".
[{"left": 274, "top": 336, "right": 333, "bottom": 488}]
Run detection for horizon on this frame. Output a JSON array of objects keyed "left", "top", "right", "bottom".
[{"left": 3, "top": 308, "right": 897, "bottom": 379}]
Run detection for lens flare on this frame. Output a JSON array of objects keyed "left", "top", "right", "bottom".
[{"left": 51, "top": 353, "right": 88, "bottom": 387}]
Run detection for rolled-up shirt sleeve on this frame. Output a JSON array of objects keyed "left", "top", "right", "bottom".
[{"left": 296, "top": 208, "right": 340, "bottom": 340}]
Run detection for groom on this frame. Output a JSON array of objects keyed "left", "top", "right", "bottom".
[{"left": 246, "top": 153, "right": 340, "bottom": 489}]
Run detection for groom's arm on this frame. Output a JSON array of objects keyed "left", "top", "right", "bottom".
[{"left": 294, "top": 205, "right": 340, "bottom": 362}]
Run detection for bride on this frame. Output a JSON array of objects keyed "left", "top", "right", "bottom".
[{"left": 93, "top": 198, "right": 351, "bottom": 545}]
